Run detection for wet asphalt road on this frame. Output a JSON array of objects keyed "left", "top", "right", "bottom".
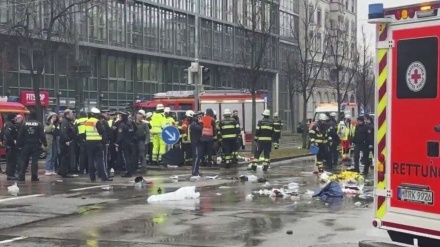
[{"left": 0, "top": 158, "right": 394, "bottom": 247}]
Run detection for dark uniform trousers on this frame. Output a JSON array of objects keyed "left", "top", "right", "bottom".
[
  {"left": 191, "top": 141, "right": 202, "bottom": 176},
  {"left": 354, "top": 144, "right": 370, "bottom": 173},
  {"left": 6, "top": 146, "right": 18, "bottom": 177},
  {"left": 87, "top": 142, "right": 108, "bottom": 181},
  {"left": 78, "top": 141, "right": 88, "bottom": 174},
  {"left": 182, "top": 142, "right": 192, "bottom": 165},
  {"left": 222, "top": 139, "right": 236, "bottom": 164},
  {"left": 201, "top": 140, "right": 213, "bottom": 165},
  {"left": 272, "top": 132, "right": 281, "bottom": 148},
  {"left": 19, "top": 144, "right": 41, "bottom": 179},
  {"left": 328, "top": 142, "right": 339, "bottom": 169},
  {"left": 120, "top": 144, "right": 134, "bottom": 175},
  {"left": 254, "top": 141, "right": 272, "bottom": 165}
]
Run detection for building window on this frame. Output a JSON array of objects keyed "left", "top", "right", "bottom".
[
  {"left": 317, "top": 8, "right": 322, "bottom": 27},
  {"left": 201, "top": 19, "right": 212, "bottom": 59},
  {"left": 308, "top": 5, "right": 314, "bottom": 23},
  {"left": 201, "top": 0, "right": 212, "bottom": 17},
  {"left": 144, "top": 5, "right": 158, "bottom": 51},
  {"left": 224, "top": 25, "right": 233, "bottom": 62},
  {"left": 160, "top": 9, "right": 173, "bottom": 53},
  {"left": 213, "top": 23, "right": 222, "bottom": 61}
]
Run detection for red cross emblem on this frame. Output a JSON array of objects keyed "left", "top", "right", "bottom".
[
  {"left": 406, "top": 61, "right": 426, "bottom": 92},
  {"left": 410, "top": 69, "right": 422, "bottom": 84}
]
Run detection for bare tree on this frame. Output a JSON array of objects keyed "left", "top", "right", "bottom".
[
  {"left": 326, "top": 19, "right": 359, "bottom": 119},
  {"left": 284, "top": 0, "right": 328, "bottom": 148},
  {"left": 355, "top": 26, "right": 375, "bottom": 114},
  {"left": 235, "top": 0, "right": 277, "bottom": 152},
  {"left": 3, "top": 0, "right": 104, "bottom": 120}
]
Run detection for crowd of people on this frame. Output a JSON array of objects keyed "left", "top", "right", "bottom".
[
  {"left": 0, "top": 103, "right": 284, "bottom": 182},
  {"left": 309, "top": 112, "right": 374, "bottom": 175}
]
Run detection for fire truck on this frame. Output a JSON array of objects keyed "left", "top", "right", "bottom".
[
  {"left": 134, "top": 90, "right": 267, "bottom": 140},
  {"left": 367, "top": 2, "right": 440, "bottom": 246}
]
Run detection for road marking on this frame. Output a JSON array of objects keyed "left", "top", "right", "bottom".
[
  {"left": 70, "top": 185, "right": 106, "bottom": 191},
  {"left": 0, "top": 236, "right": 28, "bottom": 244},
  {"left": 0, "top": 194, "right": 44, "bottom": 203}
]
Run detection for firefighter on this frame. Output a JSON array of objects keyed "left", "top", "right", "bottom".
[
  {"left": 17, "top": 111, "right": 47, "bottom": 182},
  {"left": 213, "top": 110, "right": 221, "bottom": 164},
  {"left": 201, "top": 108, "right": 216, "bottom": 166},
  {"left": 218, "top": 109, "right": 240, "bottom": 168},
  {"left": 85, "top": 107, "right": 111, "bottom": 182},
  {"left": 116, "top": 111, "right": 136, "bottom": 177},
  {"left": 178, "top": 110, "right": 194, "bottom": 166},
  {"left": 232, "top": 110, "right": 241, "bottom": 163},
  {"left": 350, "top": 116, "right": 371, "bottom": 174},
  {"left": 337, "top": 114, "right": 352, "bottom": 161},
  {"left": 4, "top": 113, "right": 18, "bottom": 180},
  {"left": 189, "top": 112, "right": 203, "bottom": 180},
  {"left": 272, "top": 112, "right": 282, "bottom": 149},
  {"left": 74, "top": 111, "right": 88, "bottom": 174},
  {"left": 326, "top": 112, "right": 340, "bottom": 170},
  {"left": 310, "top": 113, "right": 329, "bottom": 173},
  {"left": 365, "top": 114, "right": 374, "bottom": 170},
  {"left": 250, "top": 109, "right": 274, "bottom": 172},
  {"left": 150, "top": 104, "right": 166, "bottom": 165}
]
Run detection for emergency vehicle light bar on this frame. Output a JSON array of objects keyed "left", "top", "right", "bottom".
[{"left": 153, "top": 91, "right": 195, "bottom": 99}]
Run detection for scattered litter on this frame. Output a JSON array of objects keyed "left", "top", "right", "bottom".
[
  {"left": 286, "top": 230, "right": 293, "bottom": 235},
  {"left": 287, "top": 182, "right": 299, "bottom": 193},
  {"left": 219, "top": 186, "right": 231, "bottom": 189},
  {"left": 262, "top": 182, "right": 270, "bottom": 187},
  {"left": 190, "top": 175, "right": 201, "bottom": 181},
  {"left": 7, "top": 182, "right": 19, "bottom": 196},
  {"left": 71, "top": 174, "right": 79, "bottom": 178},
  {"left": 170, "top": 175, "right": 179, "bottom": 181},
  {"left": 305, "top": 190, "right": 315, "bottom": 195},
  {"left": 245, "top": 194, "right": 254, "bottom": 201},
  {"left": 101, "top": 185, "right": 113, "bottom": 191},
  {"left": 216, "top": 193, "right": 222, "bottom": 196},
  {"left": 110, "top": 168, "right": 115, "bottom": 173},
  {"left": 56, "top": 179, "right": 63, "bottom": 183},
  {"left": 257, "top": 177, "right": 268, "bottom": 183},
  {"left": 134, "top": 176, "right": 154, "bottom": 188},
  {"left": 290, "top": 196, "right": 301, "bottom": 201},
  {"left": 167, "top": 165, "right": 179, "bottom": 168},
  {"left": 354, "top": 201, "right": 362, "bottom": 207},
  {"left": 239, "top": 175, "right": 257, "bottom": 182},
  {"left": 205, "top": 175, "right": 219, "bottom": 180},
  {"left": 147, "top": 186, "right": 200, "bottom": 203}
]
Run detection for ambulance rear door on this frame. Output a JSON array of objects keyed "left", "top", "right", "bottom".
[{"left": 383, "top": 12, "right": 440, "bottom": 241}]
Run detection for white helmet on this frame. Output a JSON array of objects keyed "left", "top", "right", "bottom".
[
  {"left": 274, "top": 112, "right": 279, "bottom": 117},
  {"left": 330, "top": 112, "right": 337, "bottom": 117},
  {"left": 138, "top": 110, "right": 146, "bottom": 116},
  {"left": 146, "top": 112, "right": 153, "bottom": 118},
  {"left": 156, "top": 104, "right": 164, "bottom": 111},
  {"left": 90, "top": 107, "right": 100, "bottom": 114},
  {"left": 345, "top": 114, "right": 351, "bottom": 119},
  {"left": 223, "top": 109, "right": 231, "bottom": 116},
  {"left": 186, "top": 110, "right": 194, "bottom": 117},
  {"left": 318, "top": 113, "right": 327, "bottom": 121},
  {"left": 164, "top": 107, "right": 171, "bottom": 113},
  {"left": 262, "top": 109, "right": 270, "bottom": 116}
]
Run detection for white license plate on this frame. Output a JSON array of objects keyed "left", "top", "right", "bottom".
[{"left": 398, "top": 187, "right": 433, "bottom": 205}]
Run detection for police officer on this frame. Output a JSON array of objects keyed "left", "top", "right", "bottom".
[
  {"left": 145, "top": 112, "right": 153, "bottom": 165},
  {"left": 100, "top": 109, "right": 112, "bottom": 175},
  {"left": 85, "top": 107, "right": 111, "bottom": 182},
  {"left": 351, "top": 116, "right": 371, "bottom": 175},
  {"left": 107, "top": 111, "right": 117, "bottom": 172},
  {"left": 365, "top": 114, "right": 374, "bottom": 171},
  {"left": 272, "top": 112, "right": 282, "bottom": 149},
  {"left": 134, "top": 110, "right": 149, "bottom": 170},
  {"left": 189, "top": 112, "right": 203, "bottom": 180},
  {"left": 74, "top": 111, "right": 88, "bottom": 174},
  {"left": 17, "top": 111, "right": 47, "bottom": 182},
  {"left": 59, "top": 109, "right": 76, "bottom": 177},
  {"left": 116, "top": 111, "right": 136, "bottom": 177},
  {"left": 178, "top": 110, "right": 194, "bottom": 166},
  {"left": 218, "top": 109, "right": 240, "bottom": 168},
  {"left": 309, "top": 113, "right": 329, "bottom": 173},
  {"left": 4, "top": 113, "right": 18, "bottom": 180},
  {"left": 326, "top": 112, "right": 340, "bottom": 170},
  {"left": 250, "top": 109, "right": 274, "bottom": 172}
]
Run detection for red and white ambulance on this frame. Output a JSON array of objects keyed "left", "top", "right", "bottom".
[{"left": 368, "top": 1, "right": 440, "bottom": 246}]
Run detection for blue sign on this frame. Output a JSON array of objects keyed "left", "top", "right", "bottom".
[{"left": 161, "top": 126, "right": 180, "bottom": 145}]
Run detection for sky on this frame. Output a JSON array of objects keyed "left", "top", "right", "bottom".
[{"left": 357, "top": 0, "right": 427, "bottom": 48}]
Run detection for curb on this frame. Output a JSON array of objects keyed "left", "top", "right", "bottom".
[
  {"left": 358, "top": 241, "right": 403, "bottom": 247},
  {"left": 145, "top": 154, "right": 314, "bottom": 171}
]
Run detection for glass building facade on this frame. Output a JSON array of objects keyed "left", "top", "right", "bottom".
[{"left": 0, "top": 0, "right": 285, "bottom": 110}]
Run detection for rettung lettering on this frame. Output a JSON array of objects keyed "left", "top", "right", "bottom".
[{"left": 393, "top": 162, "right": 440, "bottom": 178}]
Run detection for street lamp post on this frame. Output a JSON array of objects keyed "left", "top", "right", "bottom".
[{"left": 56, "top": 92, "right": 62, "bottom": 114}]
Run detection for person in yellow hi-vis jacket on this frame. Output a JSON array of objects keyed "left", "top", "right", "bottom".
[
  {"left": 337, "top": 114, "right": 354, "bottom": 160},
  {"left": 150, "top": 104, "right": 167, "bottom": 165}
]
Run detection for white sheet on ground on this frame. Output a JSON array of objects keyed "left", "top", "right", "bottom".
[{"left": 147, "top": 186, "right": 200, "bottom": 203}]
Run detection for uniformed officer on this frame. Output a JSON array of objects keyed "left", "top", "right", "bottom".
[
  {"left": 17, "top": 111, "right": 47, "bottom": 182},
  {"left": 326, "top": 112, "right": 340, "bottom": 170},
  {"left": 232, "top": 110, "right": 241, "bottom": 163},
  {"left": 100, "top": 109, "right": 112, "bottom": 175},
  {"left": 189, "top": 112, "right": 203, "bottom": 180},
  {"left": 272, "top": 112, "right": 282, "bottom": 149},
  {"left": 250, "top": 109, "right": 274, "bottom": 172},
  {"left": 74, "top": 111, "right": 88, "bottom": 174},
  {"left": 85, "top": 107, "right": 112, "bottom": 182},
  {"left": 150, "top": 104, "right": 166, "bottom": 165},
  {"left": 59, "top": 109, "right": 76, "bottom": 177},
  {"left": 178, "top": 110, "right": 194, "bottom": 166},
  {"left": 4, "top": 113, "right": 18, "bottom": 180},
  {"left": 107, "top": 111, "right": 117, "bottom": 172},
  {"left": 351, "top": 116, "right": 371, "bottom": 175},
  {"left": 218, "top": 109, "right": 240, "bottom": 168},
  {"left": 145, "top": 112, "right": 153, "bottom": 165},
  {"left": 134, "top": 110, "right": 149, "bottom": 170},
  {"left": 116, "top": 111, "right": 136, "bottom": 177},
  {"left": 309, "top": 113, "right": 329, "bottom": 173}
]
